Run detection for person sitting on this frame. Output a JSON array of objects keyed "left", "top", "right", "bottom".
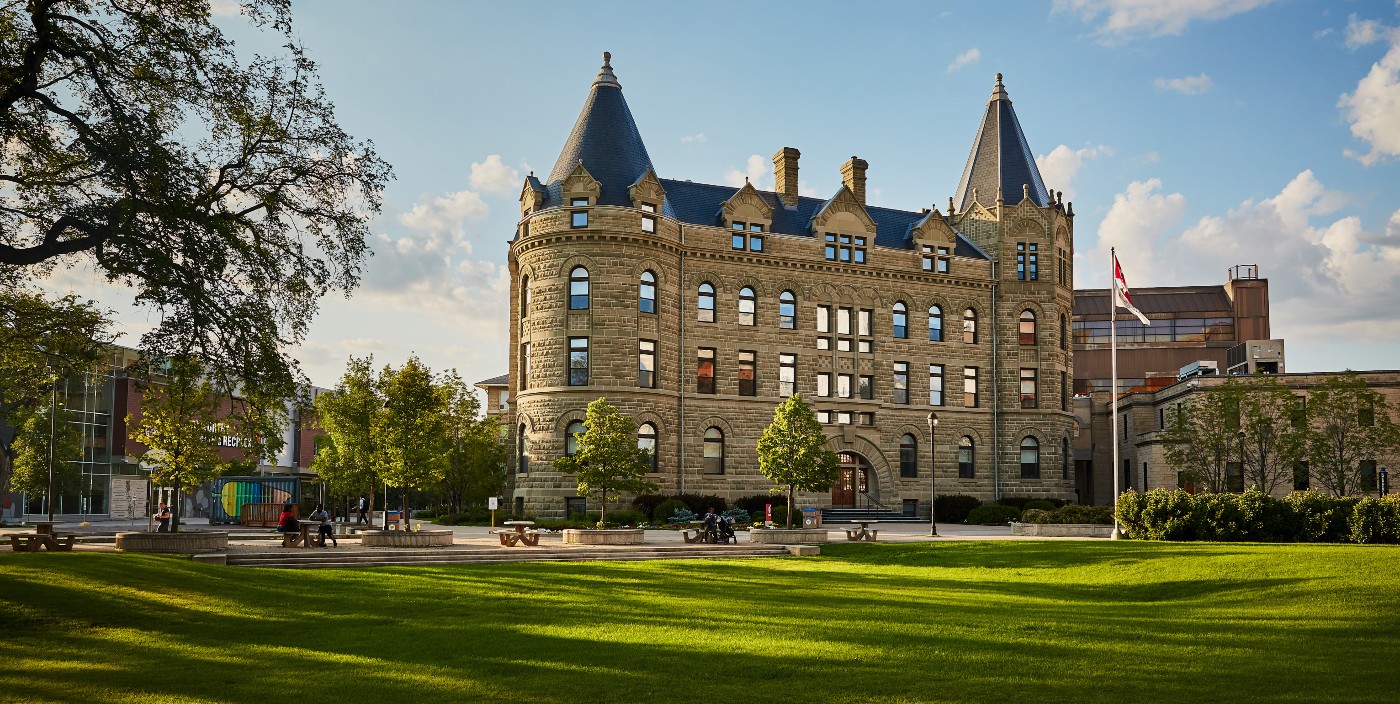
[
  {"left": 277, "top": 506, "right": 299, "bottom": 544},
  {"left": 701, "top": 507, "right": 719, "bottom": 543},
  {"left": 309, "top": 503, "right": 337, "bottom": 548}
]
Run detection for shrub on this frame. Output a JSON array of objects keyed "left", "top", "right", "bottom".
[
  {"left": 1236, "top": 487, "right": 1298, "bottom": 542},
  {"left": 1020, "top": 508, "right": 1053, "bottom": 524},
  {"left": 678, "top": 494, "right": 728, "bottom": 515},
  {"left": 967, "top": 504, "right": 1020, "bottom": 525},
  {"left": 1140, "top": 489, "right": 1198, "bottom": 541},
  {"left": 1022, "top": 504, "right": 1114, "bottom": 525},
  {"left": 1287, "top": 491, "right": 1357, "bottom": 543},
  {"left": 631, "top": 494, "right": 669, "bottom": 521},
  {"left": 722, "top": 508, "right": 751, "bottom": 525},
  {"left": 1349, "top": 497, "right": 1400, "bottom": 544},
  {"left": 733, "top": 494, "right": 780, "bottom": 515},
  {"left": 1022, "top": 499, "right": 1058, "bottom": 511},
  {"left": 1192, "top": 492, "right": 1250, "bottom": 541},
  {"left": 1115, "top": 490, "right": 1147, "bottom": 538},
  {"left": 935, "top": 495, "right": 982, "bottom": 524},
  {"left": 653, "top": 498, "right": 691, "bottom": 525}
]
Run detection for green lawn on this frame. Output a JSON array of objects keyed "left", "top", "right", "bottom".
[{"left": 2, "top": 542, "right": 1398, "bottom": 703}]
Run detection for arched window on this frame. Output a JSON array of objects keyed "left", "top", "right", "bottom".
[
  {"left": 639, "top": 270, "right": 656, "bottom": 314},
  {"left": 517, "top": 424, "right": 529, "bottom": 474},
  {"left": 899, "top": 433, "right": 918, "bottom": 478},
  {"left": 565, "top": 420, "right": 586, "bottom": 457},
  {"left": 703, "top": 427, "right": 725, "bottom": 475},
  {"left": 698, "top": 283, "right": 715, "bottom": 323},
  {"left": 963, "top": 308, "right": 977, "bottom": 344},
  {"left": 892, "top": 302, "right": 908, "bottom": 339},
  {"left": 1060, "top": 314, "right": 1068, "bottom": 351},
  {"left": 638, "top": 422, "right": 658, "bottom": 473},
  {"left": 521, "top": 275, "right": 531, "bottom": 318},
  {"left": 1020, "top": 310, "right": 1036, "bottom": 346},
  {"left": 739, "top": 286, "right": 756, "bottom": 326},
  {"left": 779, "top": 291, "right": 796, "bottom": 330},
  {"left": 928, "top": 305, "right": 943, "bottom": 342},
  {"left": 569, "top": 267, "right": 590, "bottom": 310},
  {"left": 1062, "top": 437, "right": 1071, "bottom": 479},
  {"left": 958, "top": 436, "right": 974, "bottom": 478},
  {"left": 1020, "top": 436, "right": 1040, "bottom": 479}
]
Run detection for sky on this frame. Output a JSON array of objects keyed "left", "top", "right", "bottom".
[{"left": 41, "top": 0, "right": 1400, "bottom": 393}]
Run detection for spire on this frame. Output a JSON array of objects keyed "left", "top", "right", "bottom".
[
  {"left": 952, "top": 73, "right": 1050, "bottom": 213},
  {"left": 547, "top": 52, "right": 656, "bottom": 207}
]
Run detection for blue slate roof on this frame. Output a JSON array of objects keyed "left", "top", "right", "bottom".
[
  {"left": 953, "top": 74, "right": 1050, "bottom": 212},
  {"left": 545, "top": 57, "right": 655, "bottom": 208}
]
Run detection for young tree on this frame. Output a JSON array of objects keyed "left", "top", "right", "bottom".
[
  {"left": 0, "top": 1, "right": 392, "bottom": 400},
  {"left": 311, "top": 356, "right": 384, "bottom": 518},
  {"left": 1161, "top": 379, "right": 1245, "bottom": 493},
  {"left": 1305, "top": 373, "right": 1400, "bottom": 497},
  {"left": 756, "top": 394, "right": 839, "bottom": 528},
  {"left": 1237, "top": 375, "right": 1308, "bottom": 494},
  {"left": 127, "top": 356, "right": 225, "bottom": 532},
  {"left": 9, "top": 402, "right": 84, "bottom": 511},
  {"left": 377, "top": 356, "right": 448, "bottom": 531},
  {"left": 552, "top": 398, "right": 657, "bottom": 527},
  {"left": 439, "top": 371, "right": 508, "bottom": 512}
]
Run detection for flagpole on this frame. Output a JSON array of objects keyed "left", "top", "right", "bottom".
[{"left": 1110, "top": 247, "right": 1122, "bottom": 540}]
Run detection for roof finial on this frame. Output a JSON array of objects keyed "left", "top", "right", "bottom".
[
  {"left": 992, "top": 72, "right": 1009, "bottom": 101},
  {"left": 594, "top": 51, "right": 620, "bottom": 88}
]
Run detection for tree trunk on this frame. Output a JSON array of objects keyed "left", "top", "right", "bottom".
[
  {"left": 171, "top": 486, "right": 182, "bottom": 533},
  {"left": 598, "top": 484, "right": 606, "bottom": 527},
  {"left": 403, "top": 485, "right": 410, "bottom": 531},
  {"left": 786, "top": 485, "right": 795, "bottom": 529}
]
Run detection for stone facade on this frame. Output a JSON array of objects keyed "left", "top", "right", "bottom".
[{"left": 504, "top": 56, "right": 1077, "bottom": 518}]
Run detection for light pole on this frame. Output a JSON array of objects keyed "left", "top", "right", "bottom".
[
  {"left": 1236, "top": 430, "right": 1246, "bottom": 492},
  {"left": 927, "top": 412, "right": 939, "bottom": 537},
  {"left": 46, "top": 368, "right": 58, "bottom": 522}
]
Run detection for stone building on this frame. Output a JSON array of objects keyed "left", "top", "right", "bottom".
[{"left": 506, "top": 54, "right": 1077, "bottom": 518}]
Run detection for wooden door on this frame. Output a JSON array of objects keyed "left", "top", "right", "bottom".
[{"left": 832, "top": 466, "right": 856, "bottom": 507}]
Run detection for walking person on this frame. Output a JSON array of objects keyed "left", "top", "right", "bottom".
[
  {"left": 309, "top": 503, "right": 337, "bottom": 547},
  {"left": 154, "top": 502, "right": 172, "bottom": 533},
  {"left": 356, "top": 495, "right": 369, "bottom": 525}
]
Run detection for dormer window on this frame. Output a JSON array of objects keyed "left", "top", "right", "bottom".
[
  {"left": 641, "top": 202, "right": 656, "bottom": 213},
  {"left": 922, "top": 245, "right": 951, "bottom": 273},
  {"left": 571, "top": 198, "right": 590, "bottom": 207},
  {"left": 825, "top": 233, "right": 866, "bottom": 263},
  {"left": 730, "top": 223, "right": 764, "bottom": 252}
]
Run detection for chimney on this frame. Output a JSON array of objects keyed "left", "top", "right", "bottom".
[
  {"left": 773, "top": 147, "right": 800, "bottom": 207},
  {"left": 842, "top": 156, "right": 868, "bottom": 205}
]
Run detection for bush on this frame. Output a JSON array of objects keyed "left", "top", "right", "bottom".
[
  {"left": 1287, "top": 491, "right": 1357, "bottom": 543},
  {"left": 1141, "top": 489, "right": 1198, "bottom": 541},
  {"left": 1022, "top": 499, "right": 1058, "bottom": 511},
  {"left": 733, "top": 494, "right": 781, "bottom": 516},
  {"left": 722, "top": 508, "right": 751, "bottom": 525},
  {"left": 935, "top": 495, "right": 982, "bottom": 524},
  {"left": 631, "top": 494, "right": 669, "bottom": 521},
  {"left": 967, "top": 504, "right": 1020, "bottom": 525},
  {"left": 653, "top": 498, "right": 691, "bottom": 525},
  {"left": 1021, "top": 504, "right": 1114, "bottom": 525},
  {"left": 582, "top": 509, "right": 648, "bottom": 527},
  {"left": 1349, "top": 497, "right": 1400, "bottom": 544},
  {"left": 1236, "top": 487, "right": 1298, "bottom": 542},
  {"left": 678, "top": 494, "right": 728, "bottom": 515},
  {"left": 1115, "top": 490, "right": 1147, "bottom": 538}
]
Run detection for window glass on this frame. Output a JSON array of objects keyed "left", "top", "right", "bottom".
[
  {"left": 837, "top": 374, "right": 852, "bottom": 399},
  {"left": 642, "top": 215, "right": 656, "bottom": 233},
  {"left": 570, "top": 198, "right": 590, "bottom": 207},
  {"left": 779, "top": 354, "right": 796, "bottom": 397},
  {"left": 569, "top": 338, "right": 589, "bottom": 386},
  {"left": 569, "top": 267, "right": 590, "bottom": 310},
  {"left": 639, "top": 340, "right": 656, "bottom": 388},
  {"left": 929, "top": 364, "right": 943, "bottom": 405},
  {"left": 739, "top": 287, "right": 756, "bottom": 326},
  {"left": 780, "top": 291, "right": 796, "bottom": 329},
  {"left": 817, "top": 373, "right": 830, "bottom": 397},
  {"left": 837, "top": 308, "right": 851, "bottom": 335},
  {"left": 571, "top": 211, "right": 588, "bottom": 228},
  {"left": 893, "top": 362, "right": 908, "bottom": 404},
  {"left": 958, "top": 437, "right": 974, "bottom": 478},
  {"left": 928, "top": 305, "right": 942, "bottom": 341},
  {"left": 1020, "top": 310, "right": 1036, "bottom": 346},
  {"left": 858, "top": 309, "right": 872, "bottom": 337},
  {"left": 704, "top": 428, "right": 724, "bottom": 475},
  {"left": 1020, "top": 368, "right": 1037, "bottom": 408},
  {"left": 893, "top": 302, "right": 907, "bottom": 339},
  {"left": 1020, "top": 437, "right": 1040, "bottom": 478},
  {"left": 698, "top": 283, "right": 715, "bottom": 322},
  {"left": 964, "top": 367, "right": 978, "bottom": 407},
  {"left": 639, "top": 271, "right": 656, "bottom": 314},
  {"left": 816, "top": 305, "right": 830, "bottom": 333},
  {"left": 565, "top": 420, "right": 585, "bottom": 456},
  {"left": 963, "top": 308, "right": 977, "bottom": 344},
  {"left": 738, "top": 350, "right": 756, "bottom": 396},
  {"left": 750, "top": 235, "right": 763, "bottom": 252},
  {"left": 638, "top": 423, "right": 658, "bottom": 472},
  {"left": 697, "top": 348, "right": 716, "bottom": 394},
  {"left": 732, "top": 233, "right": 746, "bottom": 250},
  {"left": 900, "top": 434, "right": 918, "bottom": 478}
]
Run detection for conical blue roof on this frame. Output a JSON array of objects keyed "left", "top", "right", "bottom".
[
  {"left": 546, "top": 53, "right": 656, "bottom": 207},
  {"left": 953, "top": 74, "right": 1049, "bottom": 212}
]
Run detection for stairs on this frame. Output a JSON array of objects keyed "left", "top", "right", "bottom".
[
  {"left": 224, "top": 544, "right": 793, "bottom": 569},
  {"left": 820, "top": 507, "right": 925, "bottom": 524}
]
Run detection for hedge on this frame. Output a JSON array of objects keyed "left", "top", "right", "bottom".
[
  {"left": 967, "top": 504, "right": 1021, "bottom": 525},
  {"left": 1021, "top": 504, "right": 1114, "bottom": 525},
  {"left": 935, "top": 495, "right": 982, "bottom": 523},
  {"left": 1114, "top": 488, "right": 1396, "bottom": 543}
]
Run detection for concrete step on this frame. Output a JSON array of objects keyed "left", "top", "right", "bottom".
[{"left": 226, "top": 545, "right": 791, "bottom": 568}]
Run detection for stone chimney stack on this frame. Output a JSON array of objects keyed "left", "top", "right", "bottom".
[
  {"left": 773, "top": 147, "right": 800, "bottom": 207},
  {"left": 841, "top": 156, "right": 868, "bottom": 205}
]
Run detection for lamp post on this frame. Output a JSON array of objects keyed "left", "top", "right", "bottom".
[
  {"left": 1236, "top": 430, "right": 1246, "bottom": 493},
  {"left": 927, "top": 412, "right": 939, "bottom": 537},
  {"left": 46, "top": 367, "right": 58, "bottom": 522}
]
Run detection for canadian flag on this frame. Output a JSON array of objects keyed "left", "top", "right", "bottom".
[{"left": 1113, "top": 253, "right": 1150, "bottom": 326}]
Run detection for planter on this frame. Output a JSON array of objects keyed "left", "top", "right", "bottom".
[
  {"left": 1011, "top": 523, "right": 1114, "bottom": 538},
  {"left": 359, "top": 530, "right": 454, "bottom": 548},
  {"left": 748, "top": 528, "right": 830, "bottom": 545},
  {"left": 562, "top": 528, "right": 645, "bottom": 545},
  {"left": 115, "top": 531, "right": 228, "bottom": 554}
]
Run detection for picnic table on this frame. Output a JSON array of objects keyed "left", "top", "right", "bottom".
[
  {"left": 491, "top": 520, "right": 539, "bottom": 547},
  {"left": 280, "top": 522, "right": 318, "bottom": 548},
  {"left": 843, "top": 521, "right": 879, "bottom": 542},
  {"left": 4, "top": 521, "right": 76, "bottom": 552}
]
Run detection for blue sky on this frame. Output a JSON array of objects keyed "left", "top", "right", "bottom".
[{"left": 46, "top": 0, "right": 1400, "bottom": 391}]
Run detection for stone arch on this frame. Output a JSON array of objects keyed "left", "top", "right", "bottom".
[
  {"left": 553, "top": 408, "right": 589, "bottom": 435},
  {"left": 554, "top": 253, "right": 600, "bottom": 281},
  {"left": 823, "top": 434, "right": 896, "bottom": 499},
  {"left": 632, "top": 409, "right": 667, "bottom": 437},
  {"left": 696, "top": 415, "right": 734, "bottom": 437},
  {"left": 631, "top": 257, "right": 667, "bottom": 286}
]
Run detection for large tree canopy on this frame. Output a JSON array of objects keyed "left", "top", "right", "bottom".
[{"left": 0, "top": 0, "right": 392, "bottom": 394}]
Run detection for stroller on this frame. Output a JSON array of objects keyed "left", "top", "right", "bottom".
[{"left": 714, "top": 514, "right": 738, "bottom": 544}]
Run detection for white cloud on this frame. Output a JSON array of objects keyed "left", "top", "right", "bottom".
[
  {"left": 1036, "top": 143, "right": 1111, "bottom": 201},
  {"left": 681, "top": 133, "right": 706, "bottom": 144},
  {"left": 724, "top": 155, "right": 772, "bottom": 190},
  {"left": 1390, "top": 209, "right": 1400, "bottom": 239},
  {"left": 947, "top": 48, "right": 981, "bottom": 74},
  {"left": 1055, "top": 0, "right": 1276, "bottom": 43},
  {"left": 209, "top": 0, "right": 242, "bottom": 17},
  {"left": 1154, "top": 74, "right": 1214, "bottom": 95},
  {"left": 798, "top": 180, "right": 821, "bottom": 198},
  {"left": 397, "top": 190, "right": 487, "bottom": 244},
  {"left": 1084, "top": 171, "right": 1400, "bottom": 343},
  {"left": 1338, "top": 16, "right": 1400, "bottom": 165},
  {"left": 1314, "top": 27, "right": 1335, "bottom": 40},
  {"left": 467, "top": 155, "right": 521, "bottom": 196}
]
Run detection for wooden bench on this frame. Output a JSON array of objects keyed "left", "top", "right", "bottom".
[
  {"left": 843, "top": 526, "right": 879, "bottom": 542},
  {"left": 489, "top": 528, "right": 540, "bottom": 547},
  {"left": 280, "top": 523, "right": 313, "bottom": 548},
  {"left": 5, "top": 534, "right": 75, "bottom": 552}
]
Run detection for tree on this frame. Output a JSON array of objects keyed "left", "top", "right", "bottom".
[
  {"left": 377, "top": 356, "right": 447, "bottom": 531},
  {"left": 1237, "top": 375, "right": 1307, "bottom": 494},
  {"left": 439, "top": 371, "right": 507, "bottom": 512},
  {"left": 127, "top": 356, "right": 225, "bottom": 531},
  {"left": 552, "top": 398, "right": 657, "bottom": 527},
  {"left": 1305, "top": 373, "right": 1400, "bottom": 497},
  {"left": 311, "top": 356, "right": 384, "bottom": 517},
  {"left": 0, "top": 1, "right": 392, "bottom": 400},
  {"left": 9, "top": 401, "right": 84, "bottom": 510},
  {"left": 1162, "top": 379, "right": 1245, "bottom": 493},
  {"left": 756, "top": 394, "right": 839, "bottom": 528}
]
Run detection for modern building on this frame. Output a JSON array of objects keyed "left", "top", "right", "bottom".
[{"left": 504, "top": 54, "right": 1078, "bottom": 518}]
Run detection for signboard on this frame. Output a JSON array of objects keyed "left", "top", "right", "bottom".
[
  {"left": 488, "top": 496, "right": 499, "bottom": 510},
  {"left": 110, "top": 477, "right": 150, "bottom": 520}
]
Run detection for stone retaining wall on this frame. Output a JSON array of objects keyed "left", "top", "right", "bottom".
[
  {"left": 562, "top": 528, "right": 645, "bottom": 545},
  {"left": 1010, "top": 523, "right": 1113, "bottom": 538},
  {"left": 749, "top": 528, "right": 830, "bottom": 544},
  {"left": 115, "top": 531, "right": 229, "bottom": 553},
  {"left": 359, "top": 530, "right": 454, "bottom": 548}
]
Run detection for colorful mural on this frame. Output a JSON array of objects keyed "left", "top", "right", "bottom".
[{"left": 209, "top": 477, "right": 300, "bottom": 524}]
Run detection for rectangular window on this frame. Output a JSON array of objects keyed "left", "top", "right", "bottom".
[
  {"left": 837, "top": 338, "right": 851, "bottom": 352},
  {"left": 921, "top": 244, "right": 934, "bottom": 272},
  {"left": 837, "top": 411, "right": 852, "bottom": 425},
  {"left": 569, "top": 337, "right": 589, "bottom": 386},
  {"left": 570, "top": 198, "right": 590, "bottom": 207},
  {"left": 839, "top": 234, "right": 851, "bottom": 262},
  {"left": 697, "top": 348, "right": 716, "bottom": 394},
  {"left": 859, "top": 375, "right": 873, "bottom": 400},
  {"left": 750, "top": 235, "right": 764, "bottom": 252},
  {"left": 929, "top": 364, "right": 943, "bottom": 406},
  {"left": 817, "top": 373, "right": 831, "bottom": 397},
  {"left": 1058, "top": 248, "right": 1067, "bottom": 286},
  {"left": 1020, "top": 368, "right": 1038, "bottom": 409},
  {"left": 738, "top": 351, "right": 756, "bottom": 397},
  {"left": 860, "top": 412, "right": 876, "bottom": 426},
  {"left": 750, "top": 223, "right": 763, "bottom": 232},
  {"left": 520, "top": 342, "right": 530, "bottom": 390},
  {"left": 893, "top": 362, "right": 909, "bottom": 404},
  {"left": 1361, "top": 460, "right": 1378, "bottom": 491},
  {"left": 641, "top": 202, "right": 656, "bottom": 213},
  {"left": 732, "top": 233, "right": 746, "bottom": 250},
  {"left": 817, "top": 337, "right": 831, "bottom": 351},
  {"left": 817, "top": 411, "right": 831, "bottom": 424},
  {"left": 858, "top": 340, "right": 872, "bottom": 354},
  {"left": 824, "top": 233, "right": 837, "bottom": 260},
  {"left": 642, "top": 215, "right": 656, "bottom": 233},
  {"left": 1293, "top": 461, "right": 1310, "bottom": 491},
  {"left": 639, "top": 340, "right": 656, "bottom": 389},
  {"left": 816, "top": 305, "right": 830, "bottom": 333},
  {"left": 964, "top": 367, "right": 979, "bottom": 408},
  {"left": 937, "top": 246, "right": 950, "bottom": 274},
  {"left": 779, "top": 354, "right": 796, "bottom": 397},
  {"left": 571, "top": 211, "right": 588, "bottom": 228},
  {"left": 1061, "top": 371, "right": 1068, "bottom": 412},
  {"left": 837, "top": 308, "right": 851, "bottom": 335},
  {"left": 837, "top": 374, "right": 852, "bottom": 399},
  {"left": 1016, "top": 242, "right": 1039, "bottom": 280},
  {"left": 853, "top": 237, "right": 867, "bottom": 263},
  {"left": 858, "top": 309, "right": 872, "bottom": 337}
]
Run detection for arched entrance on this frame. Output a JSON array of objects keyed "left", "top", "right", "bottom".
[{"left": 832, "top": 452, "right": 876, "bottom": 508}]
